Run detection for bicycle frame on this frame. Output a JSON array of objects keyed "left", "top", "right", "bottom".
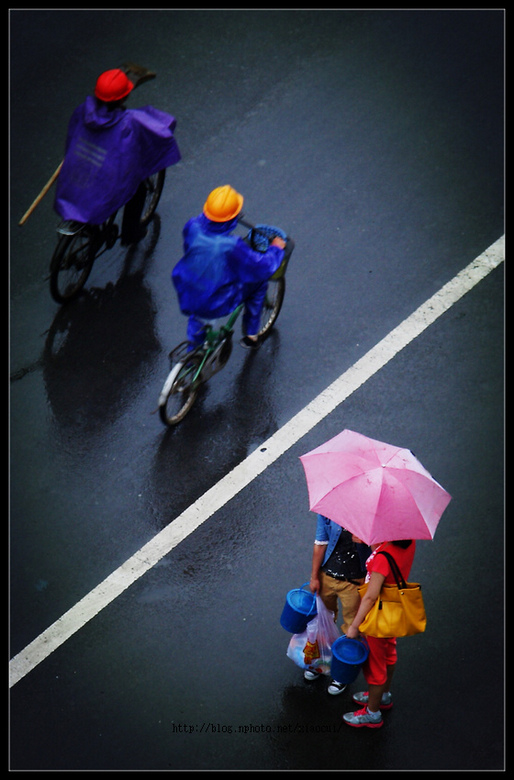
[{"left": 183, "top": 303, "right": 245, "bottom": 385}]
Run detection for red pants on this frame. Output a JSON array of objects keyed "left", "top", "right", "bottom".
[{"left": 363, "top": 635, "right": 398, "bottom": 686}]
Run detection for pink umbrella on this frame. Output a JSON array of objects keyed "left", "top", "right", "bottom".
[{"left": 299, "top": 429, "right": 451, "bottom": 546}]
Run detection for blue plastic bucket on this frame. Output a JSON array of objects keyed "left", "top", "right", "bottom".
[
  {"left": 280, "top": 582, "right": 317, "bottom": 633},
  {"left": 330, "top": 636, "right": 369, "bottom": 684}
]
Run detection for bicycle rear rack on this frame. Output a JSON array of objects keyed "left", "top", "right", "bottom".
[{"left": 168, "top": 341, "right": 197, "bottom": 364}]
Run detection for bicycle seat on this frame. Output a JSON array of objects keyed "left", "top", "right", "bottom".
[{"left": 56, "top": 220, "right": 87, "bottom": 236}]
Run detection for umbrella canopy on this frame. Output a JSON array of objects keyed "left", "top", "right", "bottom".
[{"left": 300, "top": 429, "right": 451, "bottom": 547}]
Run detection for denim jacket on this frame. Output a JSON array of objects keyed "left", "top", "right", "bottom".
[{"left": 315, "top": 514, "right": 371, "bottom": 573}]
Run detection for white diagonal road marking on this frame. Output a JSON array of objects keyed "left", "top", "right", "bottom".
[{"left": 9, "top": 235, "right": 504, "bottom": 688}]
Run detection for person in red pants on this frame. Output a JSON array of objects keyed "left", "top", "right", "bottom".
[{"left": 343, "top": 539, "right": 416, "bottom": 728}]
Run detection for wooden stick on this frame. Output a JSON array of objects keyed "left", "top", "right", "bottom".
[{"left": 18, "top": 161, "right": 63, "bottom": 226}]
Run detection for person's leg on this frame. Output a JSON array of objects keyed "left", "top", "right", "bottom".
[
  {"left": 385, "top": 661, "right": 395, "bottom": 692},
  {"left": 121, "top": 182, "right": 147, "bottom": 244},
  {"left": 363, "top": 660, "right": 396, "bottom": 710},
  {"left": 333, "top": 579, "right": 361, "bottom": 634},
  {"left": 344, "top": 637, "right": 396, "bottom": 726},
  {"left": 367, "top": 680, "right": 391, "bottom": 712},
  {"left": 186, "top": 315, "right": 207, "bottom": 347},
  {"left": 319, "top": 575, "right": 352, "bottom": 695},
  {"left": 342, "top": 637, "right": 387, "bottom": 727},
  {"left": 318, "top": 571, "right": 339, "bottom": 622},
  {"left": 241, "top": 282, "right": 268, "bottom": 344}
]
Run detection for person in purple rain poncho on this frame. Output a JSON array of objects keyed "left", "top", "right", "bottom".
[
  {"left": 54, "top": 68, "right": 181, "bottom": 244},
  {"left": 172, "top": 185, "right": 286, "bottom": 349}
]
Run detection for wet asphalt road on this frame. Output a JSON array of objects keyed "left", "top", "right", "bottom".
[{"left": 9, "top": 10, "right": 504, "bottom": 771}]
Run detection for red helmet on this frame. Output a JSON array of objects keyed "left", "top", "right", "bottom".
[{"left": 94, "top": 69, "right": 134, "bottom": 102}]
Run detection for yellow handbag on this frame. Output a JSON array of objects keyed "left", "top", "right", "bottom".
[{"left": 358, "top": 551, "right": 426, "bottom": 638}]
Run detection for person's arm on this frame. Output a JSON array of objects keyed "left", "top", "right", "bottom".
[
  {"left": 231, "top": 237, "right": 285, "bottom": 282},
  {"left": 309, "top": 542, "right": 327, "bottom": 594},
  {"left": 346, "top": 570, "right": 385, "bottom": 639}
]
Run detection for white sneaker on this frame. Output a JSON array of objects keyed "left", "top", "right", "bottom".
[
  {"left": 303, "top": 669, "right": 321, "bottom": 681},
  {"left": 342, "top": 706, "right": 383, "bottom": 728},
  {"left": 352, "top": 690, "right": 393, "bottom": 710},
  {"left": 327, "top": 679, "right": 347, "bottom": 695}
]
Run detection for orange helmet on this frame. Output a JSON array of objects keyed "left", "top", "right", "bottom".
[
  {"left": 94, "top": 69, "right": 134, "bottom": 102},
  {"left": 203, "top": 185, "right": 244, "bottom": 222}
]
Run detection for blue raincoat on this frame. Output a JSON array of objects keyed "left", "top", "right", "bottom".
[
  {"left": 172, "top": 214, "right": 284, "bottom": 340},
  {"left": 54, "top": 96, "right": 181, "bottom": 224}
]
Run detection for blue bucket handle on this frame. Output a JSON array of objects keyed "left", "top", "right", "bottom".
[{"left": 298, "top": 581, "right": 317, "bottom": 615}]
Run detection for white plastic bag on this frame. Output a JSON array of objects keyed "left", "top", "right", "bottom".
[{"left": 286, "top": 595, "right": 340, "bottom": 675}]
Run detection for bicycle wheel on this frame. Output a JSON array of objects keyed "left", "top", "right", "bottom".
[
  {"left": 140, "top": 169, "right": 166, "bottom": 226},
  {"left": 256, "top": 277, "right": 286, "bottom": 338},
  {"left": 49, "top": 230, "right": 96, "bottom": 303},
  {"left": 158, "top": 353, "right": 202, "bottom": 426}
]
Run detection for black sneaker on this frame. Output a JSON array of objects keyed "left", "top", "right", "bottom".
[
  {"left": 240, "top": 335, "right": 260, "bottom": 350},
  {"left": 327, "top": 679, "right": 347, "bottom": 695}
]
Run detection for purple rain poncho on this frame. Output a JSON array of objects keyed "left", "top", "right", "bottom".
[
  {"left": 171, "top": 214, "right": 284, "bottom": 336},
  {"left": 54, "top": 95, "right": 181, "bottom": 225}
]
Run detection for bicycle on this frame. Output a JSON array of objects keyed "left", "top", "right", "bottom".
[
  {"left": 158, "top": 222, "right": 294, "bottom": 427},
  {"left": 49, "top": 169, "right": 166, "bottom": 304}
]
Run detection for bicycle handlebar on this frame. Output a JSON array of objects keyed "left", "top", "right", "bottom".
[{"left": 237, "top": 215, "right": 290, "bottom": 251}]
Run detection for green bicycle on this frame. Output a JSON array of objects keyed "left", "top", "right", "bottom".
[{"left": 158, "top": 223, "right": 294, "bottom": 427}]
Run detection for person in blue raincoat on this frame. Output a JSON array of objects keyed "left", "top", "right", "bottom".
[
  {"left": 172, "top": 185, "right": 286, "bottom": 349},
  {"left": 54, "top": 68, "right": 181, "bottom": 243}
]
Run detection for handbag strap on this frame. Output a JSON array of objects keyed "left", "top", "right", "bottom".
[{"left": 376, "top": 550, "right": 407, "bottom": 589}]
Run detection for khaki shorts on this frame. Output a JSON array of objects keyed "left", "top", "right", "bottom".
[{"left": 319, "top": 571, "right": 362, "bottom": 634}]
